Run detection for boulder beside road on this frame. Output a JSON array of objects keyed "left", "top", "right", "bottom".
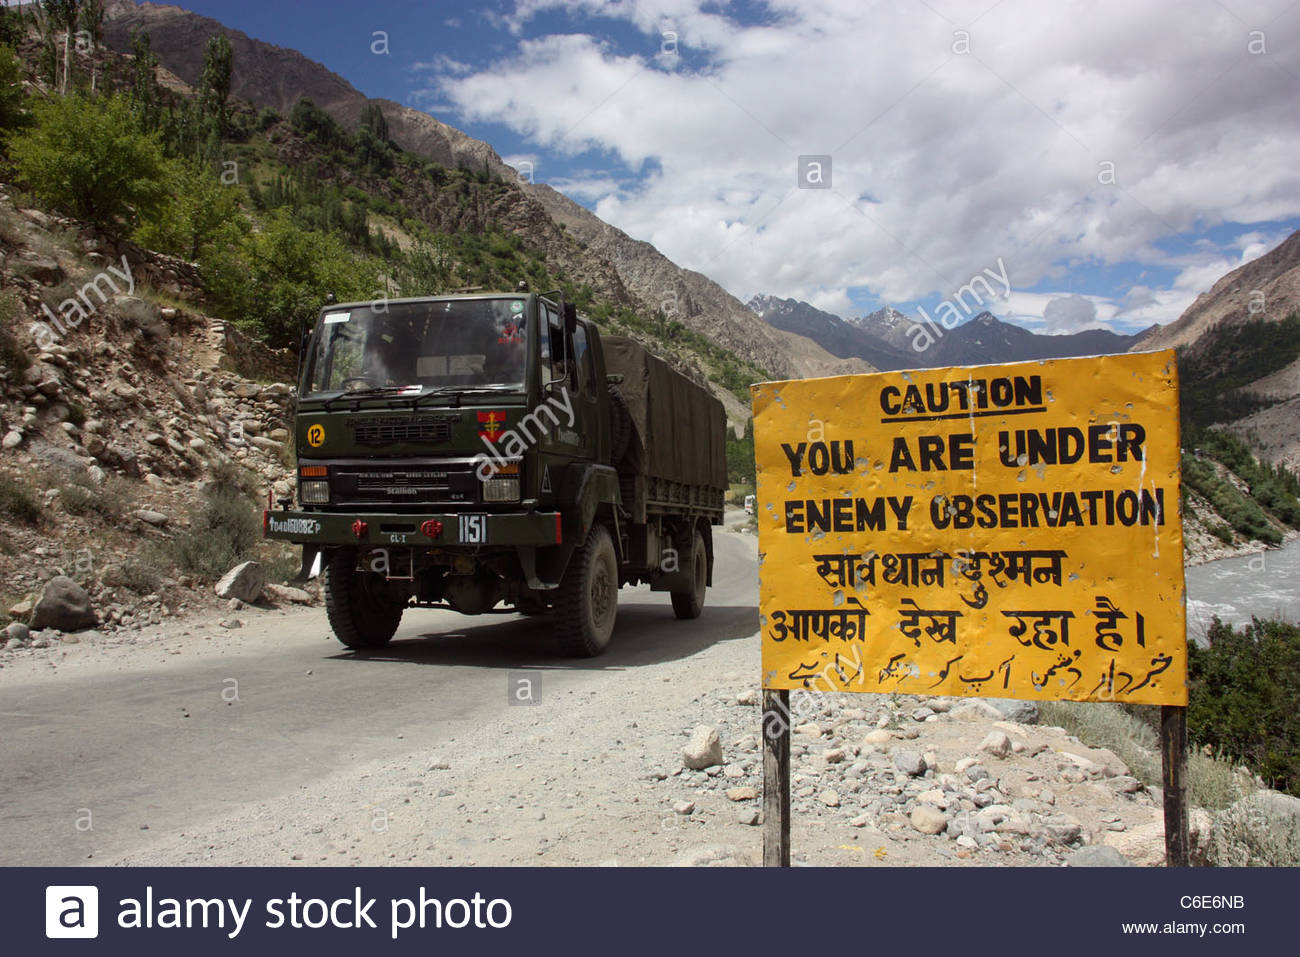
[
  {"left": 29, "top": 576, "right": 97, "bottom": 632},
  {"left": 214, "top": 561, "right": 264, "bottom": 603}
]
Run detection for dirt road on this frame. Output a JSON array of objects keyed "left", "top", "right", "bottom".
[
  {"left": 0, "top": 524, "right": 759, "bottom": 866},
  {"left": 1, "top": 519, "right": 1165, "bottom": 867}
]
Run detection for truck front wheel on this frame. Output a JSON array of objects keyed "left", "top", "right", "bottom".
[
  {"left": 325, "top": 549, "right": 405, "bottom": 649},
  {"left": 670, "top": 528, "right": 707, "bottom": 620},
  {"left": 556, "top": 524, "right": 618, "bottom": 657}
]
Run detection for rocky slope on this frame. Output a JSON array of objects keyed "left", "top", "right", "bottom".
[
  {"left": 1139, "top": 229, "right": 1300, "bottom": 472},
  {"left": 1136, "top": 230, "right": 1300, "bottom": 354},
  {"left": 0, "top": 192, "right": 309, "bottom": 637}
]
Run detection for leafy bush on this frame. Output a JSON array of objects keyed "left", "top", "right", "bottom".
[
  {"left": 0, "top": 43, "right": 28, "bottom": 134},
  {"left": 59, "top": 476, "right": 132, "bottom": 522},
  {"left": 160, "top": 486, "right": 261, "bottom": 579},
  {"left": 135, "top": 160, "right": 245, "bottom": 261},
  {"left": 0, "top": 475, "right": 41, "bottom": 525},
  {"left": 203, "top": 209, "right": 379, "bottom": 347},
  {"left": 1182, "top": 455, "right": 1281, "bottom": 544},
  {"left": 1207, "top": 522, "right": 1234, "bottom": 545},
  {"left": 1189, "top": 618, "right": 1300, "bottom": 796},
  {"left": 9, "top": 94, "right": 170, "bottom": 231},
  {"left": 0, "top": 290, "right": 31, "bottom": 372},
  {"left": 1203, "top": 796, "right": 1300, "bottom": 866},
  {"left": 113, "top": 560, "right": 163, "bottom": 596}
]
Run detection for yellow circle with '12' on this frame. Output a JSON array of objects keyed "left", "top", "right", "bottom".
[{"left": 307, "top": 424, "right": 326, "bottom": 447}]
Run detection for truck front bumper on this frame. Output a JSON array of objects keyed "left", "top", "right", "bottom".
[{"left": 263, "top": 509, "right": 564, "bottom": 548}]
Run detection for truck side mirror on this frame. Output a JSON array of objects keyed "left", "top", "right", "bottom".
[{"left": 564, "top": 302, "right": 578, "bottom": 334}]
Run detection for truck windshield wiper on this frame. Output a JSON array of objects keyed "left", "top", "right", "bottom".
[
  {"left": 321, "top": 386, "right": 417, "bottom": 410},
  {"left": 411, "top": 384, "right": 520, "bottom": 408}
]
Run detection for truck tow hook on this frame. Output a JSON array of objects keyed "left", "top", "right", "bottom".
[
  {"left": 351, "top": 519, "right": 368, "bottom": 539},
  {"left": 420, "top": 519, "right": 444, "bottom": 539}
]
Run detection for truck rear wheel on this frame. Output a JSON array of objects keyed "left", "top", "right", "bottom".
[
  {"left": 556, "top": 523, "right": 618, "bottom": 657},
  {"left": 325, "top": 549, "right": 404, "bottom": 649},
  {"left": 670, "top": 528, "right": 707, "bottom": 619}
]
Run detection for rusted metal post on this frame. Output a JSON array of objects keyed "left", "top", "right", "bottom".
[{"left": 762, "top": 688, "right": 791, "bottom": 867}]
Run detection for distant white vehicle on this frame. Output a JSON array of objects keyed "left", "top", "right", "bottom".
[{"left": 743, "top": 494, "right": 755, "bottom": 514}]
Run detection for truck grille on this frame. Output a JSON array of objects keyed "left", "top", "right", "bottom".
[
  {"left": 352, "top": 420, "right": 452, "bottom": 445},
  {"left": 328, "top": 461, "right": 478, "bottom": 506}
]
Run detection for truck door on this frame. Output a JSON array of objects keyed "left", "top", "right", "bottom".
[
  {"left": 541, "top": 300, "right": 583, "bottom": 458},
  {"left": 571, "top": 323, "right": 598, "bottom": 460}
]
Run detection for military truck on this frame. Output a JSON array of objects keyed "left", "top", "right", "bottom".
[{"left": 264, "top": 290, "right": 727, "bottom": 656}]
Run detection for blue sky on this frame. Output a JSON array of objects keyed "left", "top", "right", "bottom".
[{"left": 175, "top": 0, "right": 1300, "bottom": 334}]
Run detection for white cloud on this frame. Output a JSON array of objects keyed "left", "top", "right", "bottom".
[
  {"left": 426, "top": 0, "right": 1300, "bottom": 327},
  {"left": 1041, "top": 294, "right": 1101, "bottom": 334}
]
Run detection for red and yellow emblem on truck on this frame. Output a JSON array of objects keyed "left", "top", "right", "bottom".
[{"left": 477, "top": 411, "right": 506, "bottom": 441}]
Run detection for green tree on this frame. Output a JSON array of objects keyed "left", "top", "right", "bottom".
[
  {"left": 134, "top": 160, "right": 243, "bottom": 261},
  {"left": 0, "top": 45, "right": 29, "bottom": 134},
  {"left": 0, "top": 4, "right": 25, "bottom": 46},
  {"left": 204, "top": 209, "right": 378, "bottom": 346},
  {"left": 360, "top": 101, "right": 388, "bottom": 141},
  {"left": 726, "top": 421, "right": 755, "bottom": 485},
  {"left": 40, "top": 0, "right": 78, "bottom": 94},
  {"left": 198, "top": 32, "right": 232, "bottom": 135},
  {"left": 289, "top": 96, "right": 345, "bottom": 148},
  {"left": 78, "top": 0, "right": 104, "bottom": 92},
  {"left": 127, "top": 28, "right": 161, "bottom": 130},
  {"left": 9, "top": 93, "right": 169, "bottom": 230}
]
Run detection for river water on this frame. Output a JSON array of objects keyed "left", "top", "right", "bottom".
[{"left": 1185, "top": 536, "right": 1300, "bottom": 639}]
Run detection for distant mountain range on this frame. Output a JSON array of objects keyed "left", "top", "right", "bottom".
[{"left": 746, "top": 295, "right": 1150, "bottom": 370}]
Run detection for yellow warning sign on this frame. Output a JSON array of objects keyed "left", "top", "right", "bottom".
[{"left": 751, "top": 351, "right": 1186, "bottom": 706}]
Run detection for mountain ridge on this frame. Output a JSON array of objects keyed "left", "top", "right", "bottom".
[
  {"left": 99, "top": 0, "right": 869, "bottom": 389},
  {"left": 1135, "top": 230, "right": 1300, "bottom": 355},
  {"left": 747, "top": 294, "right": 1148, "bottom": 370}
]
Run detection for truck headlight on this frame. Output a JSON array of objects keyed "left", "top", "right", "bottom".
[
  {"left": 481, "top": 460, "right": 520, "bottom": 502},
  {"left": 482, "top": 475, "right": 520, "bottom": 502},
  {"left": 300, "top": 480, "right": 330, "bottom": 504}
]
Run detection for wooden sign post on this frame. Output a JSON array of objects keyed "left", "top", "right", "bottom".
[
  {"left": 762, "top": 689, "right": 791, "bottom": 867},
  {"left": 752, "top": 352, "right": 1189, "bottom": 868},
  {"left": 1161, "top": 704, "right": 1190, "bottom": 866}
]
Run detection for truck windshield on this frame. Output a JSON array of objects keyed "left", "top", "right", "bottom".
[{"left": 303, "top": 298, "right": 528, "bottom": 396}]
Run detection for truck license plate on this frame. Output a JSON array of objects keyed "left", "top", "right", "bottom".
[{"left": 458, "top": 514, "right": 488, "bottom": 544}]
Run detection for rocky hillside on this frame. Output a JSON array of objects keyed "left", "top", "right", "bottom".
[
  {"left": 0, "top": 193, "right": 312, "bottom": 639},
  {"left": 98, "top": 0, "right": 861, "bottom": 388},
  {"left": 1143, "top": 229, "right": 1300, "bottom": 473},
  {"left": 1136, "top": 230, "right": 1300, "bottom": 354}
]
